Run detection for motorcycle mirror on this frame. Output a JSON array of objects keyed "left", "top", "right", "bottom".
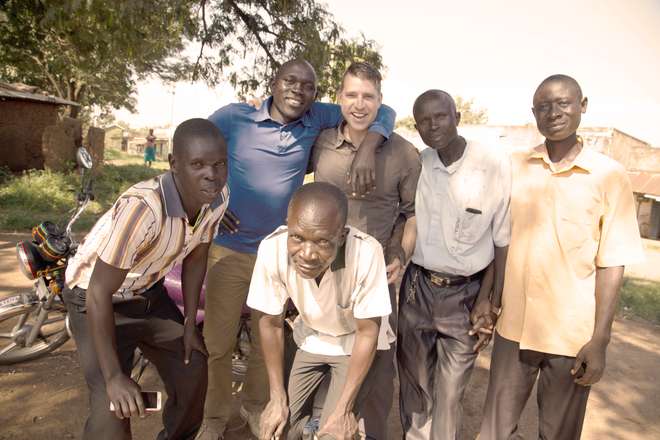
[{"left": 76, "top": 147, "right": 93, "bottom": 169}]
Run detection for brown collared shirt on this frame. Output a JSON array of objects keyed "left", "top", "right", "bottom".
[{"left": 310, "top": 122, "right": 421, "bottom": 248}]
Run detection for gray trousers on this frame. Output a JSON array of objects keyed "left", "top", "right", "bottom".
[
  {"left": 63, "top": 281, "right": 207, "bottom": 440},
  {"left": 284, "top": 347, "right": 381, "bottom": 440},
  {"left": 397, "top": 263, "right": 480, "bottom": 440},
  {"left": 358, "top": 282, "right": 398, "bottom": 440},
  {"left": 479, "top": 331, "right": 591, "bottom": 440}
]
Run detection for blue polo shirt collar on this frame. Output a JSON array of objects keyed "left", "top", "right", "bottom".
[{"left": 254, "top": 96, "right": 313, "bottom": 128}]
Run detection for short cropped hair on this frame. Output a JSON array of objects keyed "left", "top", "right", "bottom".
[
  {"left": 172, "top": 118, "right": 225, "bottom": 157},
  {"left": 413, "top": 89, "right": 456, "bottom": 120},
  {"left": 288, "top": 182, "right": 348, "bottom": 229},
  {"left": 535, "top": 74, "right": 583, "bottom": 101},
  {"left": 340, "top": 62, "right": 382, "bottom": 93}
]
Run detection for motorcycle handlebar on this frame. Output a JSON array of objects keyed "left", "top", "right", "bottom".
[{"left": 84, "top": 178, "right": 95, "bottom": 201}]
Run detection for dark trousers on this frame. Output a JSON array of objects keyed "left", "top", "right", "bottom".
[
  {"left": 63, "top": 281, "right": 207, "bottom": 440},
  {"left": 479, "top": 331, "right": 591, "bottom": 440},
  {"left": 284, "top": 347, "right": 381, "bottom": 440},
  {"left": 397, "top": 263, "right": 481, "bottom": 440},
  {"left": 358, "top": 282, "right": 398, "bottom": 440}
]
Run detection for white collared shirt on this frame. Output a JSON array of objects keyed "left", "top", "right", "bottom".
[
  {"left": 411, "top": 139, "right": 512, "bottom": 276},
  {"left": 247, "top": 226, "right": 394, "bottom": 356}
]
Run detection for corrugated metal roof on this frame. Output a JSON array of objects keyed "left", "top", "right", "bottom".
[
  {"left": 629, "top": 172, "right": 660, "bottom": 197},
  {"left": 0, "top": 82, "right": 79, "bottom": 106}
]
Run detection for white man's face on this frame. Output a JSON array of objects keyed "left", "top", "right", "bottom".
[{"left": 337, "top": 74, "right": 382, "bottom": 135}]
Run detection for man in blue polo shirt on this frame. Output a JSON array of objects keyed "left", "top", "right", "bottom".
[{"left": 197, "top": 59, "right": 395, "bottom": 440}]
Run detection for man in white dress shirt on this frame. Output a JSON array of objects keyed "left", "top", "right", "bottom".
[
  {"left": 248, "top": 182, "right": 393, "bottom": 440},
  {"left": 397, "top": 90, "right": 512, "bottom": 440}
]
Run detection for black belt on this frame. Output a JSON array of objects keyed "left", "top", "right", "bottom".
[{"left": 420, "top": 267, "right": 485, "bottom": 288}]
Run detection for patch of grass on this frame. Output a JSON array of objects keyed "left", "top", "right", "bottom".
[
  {"left": 0, "top": 164, "right": 163, "bottom": 231},
  {"left": 104, "top": 147, "right": 169, "bottom": 168},
  {"left": 618, "top": 276, "right": 660, "bottom": 325}
]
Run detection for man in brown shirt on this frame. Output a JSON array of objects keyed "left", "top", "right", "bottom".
[
  {"left": 477, "top": 74, "right": 644, "bottom": 440},
  {"left": 309, "top": 62, "right": 421, "bottom": 440}
]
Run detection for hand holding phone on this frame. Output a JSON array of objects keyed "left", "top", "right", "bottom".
[{"left": 110, "top": 391, "right": 162, "bottom": 413}]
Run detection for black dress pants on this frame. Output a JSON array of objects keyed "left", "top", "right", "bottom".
[{"left": 63, "top": 280, "right": 207, "bottom": 440}]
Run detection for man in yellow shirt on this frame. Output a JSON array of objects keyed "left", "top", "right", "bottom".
[{"left": 477, "top": 75, "right": 644, "bottom": 440}]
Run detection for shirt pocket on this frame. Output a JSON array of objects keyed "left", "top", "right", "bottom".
[
  {"left": 335, "top": 304, "right": 356, "bottom": 334},
  {"left": 559, "top": 208, "right": 594, "bottom": 249},
  {"left": 456, "top": 211, "right": 485, "bottom": 245}
]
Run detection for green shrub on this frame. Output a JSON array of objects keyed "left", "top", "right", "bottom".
[
  {"left": 0, "top": 165, "right": 164, "bottom": 231},
  {"left": 0, "top": 164, "right": 12, "bottom": 183}
]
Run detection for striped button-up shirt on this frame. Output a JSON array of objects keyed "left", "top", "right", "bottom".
[{"left": 66, "top": 171, "right": 229, "bottom": 297}]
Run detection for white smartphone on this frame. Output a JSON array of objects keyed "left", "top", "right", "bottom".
[{"left": 110, "top": 391, "right": 162, "bottom": 412}]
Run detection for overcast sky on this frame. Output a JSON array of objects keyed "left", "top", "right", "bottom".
[{"left": 115, "top": 0, "right": 660, "bottom": 148}]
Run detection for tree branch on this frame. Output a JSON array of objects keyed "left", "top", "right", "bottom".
[
  {"left": 30, "top": 55, "right": 64, "bottom": 98},
  {"left": 192, "top": 0, "right": 209, "bottom": 81},
  {"left": 226, "top": 0, "right": 280, "bottom": 69}
]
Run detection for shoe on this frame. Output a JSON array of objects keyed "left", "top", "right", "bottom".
[
  {"left": 195, "top": 423, "right": 226, "bottom": 440},
  {"left": 239, "top": 405, "right": 262, "bottom": 438},
  {"left": 302, "top": 417, "right": 320, "bottom": 440}
]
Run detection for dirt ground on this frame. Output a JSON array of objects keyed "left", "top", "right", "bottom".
[{"left": 1, "top": 231, "right": 659, "bottom": 440}]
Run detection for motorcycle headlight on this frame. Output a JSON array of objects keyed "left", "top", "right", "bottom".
[{"left": 16, "top": 242, "right": 46, "bottom": 280}]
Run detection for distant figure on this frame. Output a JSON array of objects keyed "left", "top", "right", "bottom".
[
  {"left": 478, "top": 74, "right": 645, "bottom": 440},
  {"left": 144, "top": 129, "right": 156, "bottom": 167}
]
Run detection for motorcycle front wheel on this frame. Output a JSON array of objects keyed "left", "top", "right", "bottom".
[{"left": 0, "top": 294, "right": 70, "bottom": 365}]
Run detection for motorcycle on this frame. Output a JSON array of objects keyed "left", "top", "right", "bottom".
[{"left": 0, "top": 147, "right": 95, "bottom": 365}]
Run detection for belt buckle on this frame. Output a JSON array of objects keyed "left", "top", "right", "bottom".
[{"left": 429, "top": 273, "right": 450, "bottom": 287}]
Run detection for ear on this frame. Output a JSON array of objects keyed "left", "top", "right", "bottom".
[
  {"left": 531, "top": 107, "right": 536, "bottom": 119},
  {"left": 455, "top": 111, "right": 461, "bottom": 126},
  {"left": 314, "top": 90, "right": 319, "bottom": 101},
  {"left": 338, "top": 227, "right": 350, "bottom": 246},
  {"left": 580, "top": 97, "right": 588, "bottom": 114},
  {"left": 168, "top": 153, "right": 178, "bottom": 173},
  {"left": 337, "top": 89, "right": 343, "bottom": 104},
  {"left": 285, "top": 218, "right": 289, "bottom": 227},
  {"left": 414, "top": 123, "right": 418, "bottom": 132},
  {"left": 270, "top": 77, "right": 276, "bottom": 92},
  {"left": 377, "top": 92, "right": 383, "bottom": 108}
]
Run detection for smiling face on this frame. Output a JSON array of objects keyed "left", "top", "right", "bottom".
[
  {"left": 338, "top": 73, "right": 382, "bottom": 136},
  {"left": 532, "top": 80, "right": 588, "bottom": 142},
  {"left": 286, "top": 197, "right": 349, "bottom": 282},
  {"left": 269, "top": 59, "right": 318, "bottom": 124},
  {"left": 169, "top": 135, "right": 228, "bottom": 219},
  {"left": 413, "top": 92, "right": 461, "bottom": 151}
]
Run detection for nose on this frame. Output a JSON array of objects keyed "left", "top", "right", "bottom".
[
  {"left": 291, "top": 81, "right": 303, "bottom": 95},
  {"left": 355, "top": 96, "right": 365, "bottom": 110},
  {"left": 429, "top": 117, "right": 440, "bottom": 131},
  {"left": 299, "top": 241, "right": 318, "bottom": 262},
  {"left": 548, "top": 103, "right": 562, "bottom": 119},
  {"left": 203, "top": 165, "right": 218, "bottom": 180}
]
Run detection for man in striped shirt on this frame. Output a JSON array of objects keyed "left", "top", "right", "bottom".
[{"left": 63, "top": 118, "right": 229, "bottom": 440}]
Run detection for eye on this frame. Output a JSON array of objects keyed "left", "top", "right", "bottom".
[
  {"left": 191, "top": 162, "right": 203, "bottom": 169},
  {"left": 284, "top": 78, "right": 294, "bottom": 85},
  {"left": 290, "top": 234, "right": 302, "bottom": 242},
  {"left": 304, "top": 84, "right": 314, "bottom": 91},
  {"left": 538, "top": 104, "right": 549, "bottom": 111},
  {"left": 558, "top": 100, "right": 570, "bottom": 107}
]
